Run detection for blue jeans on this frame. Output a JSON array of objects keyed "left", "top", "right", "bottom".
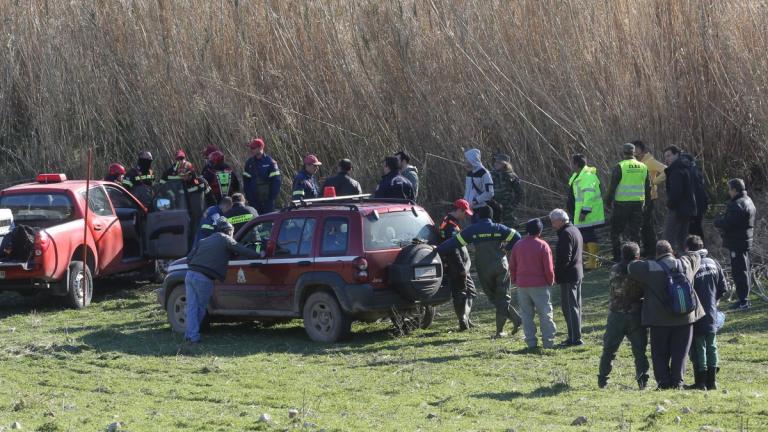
[{"left": 185, "top": 270, "right": 214, "bottom": 342}]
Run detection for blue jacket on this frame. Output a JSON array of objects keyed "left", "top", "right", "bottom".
[
  {"left": 692, "top": 251, "right": 727, "bottom": 335},
  {"left": 437, "top": 218, "right": 521, "bottom": 254},
  {"left": 292, "top": 169, "right": 320, "bottom": 200},
  {"left": 243, "top": 154, "right": 281, "bottom": 209},
  {"left": 195, "top": 205, "right": 225, "bottom": 245},
  {"left": 374, "top": 171, "right": 414, "bottom": 200}
]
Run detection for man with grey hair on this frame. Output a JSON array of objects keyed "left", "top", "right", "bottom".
[{"left": 550, "top": 208, "right": 585, "bottom": 346}]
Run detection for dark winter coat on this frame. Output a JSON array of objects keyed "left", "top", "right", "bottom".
[
  {"left": 554, "top": 222, "right": 584, "bottom": 283},
  {"left": 682, "top": 154, "right": 709, "bottom": 219},
  {"left": 374, "top": 171, "right": 414, "bottom": 200},
  {"left": 692, "top": 251, "right": 727, "bottom": 335},
  {"left": 322, "top": 172, "right": 363, "bottom": 197},
  {"left": 664, "top": 156, "right": 697, "bottom": 217},
  {"left": 714, "top": 191, "right": 756, "bottom": 251},
  {"left": 187, "top": 232, "right": 261, "bottom": 281}
]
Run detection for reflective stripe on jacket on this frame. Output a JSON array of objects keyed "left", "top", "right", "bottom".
[
  {"left": 568, "top": 166, "right": 605, "bottom": 228},
  {"left": 616, "top": 159, "right": 648, "bottom": 202}
]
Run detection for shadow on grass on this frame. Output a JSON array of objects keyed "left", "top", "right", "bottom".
[{"left": 472, "top": 382, "right": 570, "bottom": 400}]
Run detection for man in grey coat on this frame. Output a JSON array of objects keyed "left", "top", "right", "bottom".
[
  {"left": 628, "top": 240, "right": 705, "bottom": 389},
  {"left": 395, "top": 151, "right": 419, "bottom": 200},
  {"left": 184, "top": 218, "right": 262, "bottom": 343}
]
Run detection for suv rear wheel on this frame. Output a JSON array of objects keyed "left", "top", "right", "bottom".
[{"left": 303, "top": 291, "right": 351, "bottom": 343}]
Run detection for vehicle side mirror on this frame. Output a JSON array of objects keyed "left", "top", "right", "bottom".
[{"left": 156, "top": 198, "right": 171, "bottom": 211}]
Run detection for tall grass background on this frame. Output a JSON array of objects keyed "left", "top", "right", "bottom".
[{"left": 1, "top": 0, "right": 767, "bottom": 209}]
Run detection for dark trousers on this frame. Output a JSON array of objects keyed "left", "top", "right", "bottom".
[
  {"left": 663, "top": 210, "right": 690, "bottom": 254},
  {"left": 611, "top": 201, "right": 643, "bottom": 261},
  {"left": 560, "top": 281, "right": 583, "bottom": 343},
  {"left": 599, "top": 311, "right": 649, "bottom": 382},
  {"left": 579, "top": 226, "right": 599, "bottom": 243},
  {"left": 650, "top": 325, "right": 693, "bottom": 388},
  {"left": 641, "top": 199, "right": 657, "bottom": 258},
  {"left": 446, "top": 269, "right": 477, "bottom": 309},
  {"left": 730, "top": 249, "right": 751, "bottom": 303},
  {"left": 689, "top": 214, "right": 705, "bottom": 237}
]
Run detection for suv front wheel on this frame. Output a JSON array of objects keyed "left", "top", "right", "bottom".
[{"left": 303, "top": 291, "right": 351, "bottom": 343}]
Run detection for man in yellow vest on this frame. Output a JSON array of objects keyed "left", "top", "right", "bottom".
[
  {"left": 633, "top": 140, "right": 667, "bottom": 258},
  {"left": 567, "top": 154, "right": 605, "bottom": 269},
  {"left": 605, "top": 143, "right": 651, "bottom": 262}
]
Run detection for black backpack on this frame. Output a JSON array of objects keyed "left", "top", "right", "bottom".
[{"left": 0, "top": 225, "right": 37, "bottom": 261}]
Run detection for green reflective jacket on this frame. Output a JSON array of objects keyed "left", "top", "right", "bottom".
[{"left": 568, "top": 166, "right": 605, "bottom": 228}]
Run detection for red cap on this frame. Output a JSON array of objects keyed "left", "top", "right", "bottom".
[
  {"left": 248, "top": 138, "right": 265, "bottom": 150},
  {"left": 453, "top": 199, "right": 473, "bottom": 216},
  {"left": 303, "top": 154, "right": 322, "bottom": 166},
  {"left": 175, "top": 149, "right": 186, "bottom": 160}
]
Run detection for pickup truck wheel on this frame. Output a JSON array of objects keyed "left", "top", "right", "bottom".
[
  {"left": 66, "top": 261, "right": 93, "bottom": 309},
  {"left": 166, "top": 284, "right": 187, "bottom": 333},
  {"left": 419, "top": 305, "right": 436, "bottom": 329},
  {"left": 303, "top": 291, "right": 351, "bottom": 343}
]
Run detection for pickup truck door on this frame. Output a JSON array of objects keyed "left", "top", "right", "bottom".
[
  {"left": 82, "top": 186, "right": 124, "bottom": 275},
  {"left": 143, "top": 182, "right": 190, "bottom": 258},
  {"left": 267, "top": 217, "right": 317, "bottom": 311}
]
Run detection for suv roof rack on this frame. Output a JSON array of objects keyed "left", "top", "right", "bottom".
[{"left": 283, "top": 194, "right": 416, "bottom": 212}]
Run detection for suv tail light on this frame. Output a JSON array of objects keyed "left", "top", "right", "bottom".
[
  {"left": 353, "top": 257, "right": 369, "bottom": 282},
  {"left": 35, "top": 231, "right": 51, "bottom": 257}
]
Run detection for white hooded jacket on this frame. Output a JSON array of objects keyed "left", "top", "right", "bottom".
[{"left": 463, "top": 149, "right": 494, "bottom": 209}]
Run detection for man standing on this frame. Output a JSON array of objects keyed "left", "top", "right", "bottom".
[
  {"left": 184, "top": 218, "right": 262, "bottom": 343},
  {"left": 437, "top": 205, "right": 522, "bottom": 338},
  {"left": 322, "top": 158, "right": 363, "bottom": 196},
  {"left": 202, "top": 151, "right": 241, "bottom": 202},
  {"left": 550, "top": 209, "right": 584, "bottom": 347},
  {"left": 463, "top": 149, "right": 495, "bottom": 218},
  {"left": 195, "top": 197, "right": 233, "bottom": 245},
  {"left": 491, "top": 154, "right": 524, "bottom": 228},
  {"left": 628, "top": 240, "right": 705, "bottom": 390},
  {"left": 292, "top": 154, "right": 322, "bottom": 200},
  {"left": 243, "top": 138, "right": 282, "bottom": 214},
  {"left": 509, "top": 218, "right": 557, "bottom": 350},
  {"left": 633, "top": 141, "right": 666, "bottom": 258},
  {"left": 597, "top": 242, "right": 649, "bottom": 390},
  {"left": 606, "top": 143, "right": 651, "bottom": 262},
  {"left": 662, "top": 145, "right": 697, "bottom": 253},
  {"left": 225, "top": 193, "right": 259, "bottom": 234},
  {"left": 686, "top": 154, "right": 709, "bottom": 238},
  {"left": 714, "top": 178, "right": 756, "bottom": 310},
  {"left": 395, "top": 151, "right": 419, "bottom": 200},
  {"left": 161, "top": 150, "right": 194, "bottom": 184},
  {"left": 374, "top": 156, "right": 414, "bottom": 200},
  {"left": 437, "top": 199, "right": 478, "bottom": 331},
  {"left": 567, "top": 154, "right": 605, "bottom": 269},
  {"left": 685, "top": 235, "right": 727, "bottom": 390},
  {"left": 123, "top": 151, "right": 156, "bottom": 208}
]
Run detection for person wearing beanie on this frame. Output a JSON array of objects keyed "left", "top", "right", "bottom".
[
  {"left": 437, "top": 205, "right": 522, "bottom": 338},
  {"left": 243, "top": 138, "right": 282, "bottom": 214},
  {"left": 492, "top": 153, "right": 524, "bottom": 228},
  {"left": 605, "top": 142, "right": 651, "bottom": 262},
  {"left": 714, "top": 178, "right": 756, "bottom": 310},
  {"left": 184, "top": 216, "right": 262, "bottom": 344},
  {"left": 509, "top": 218, "right": 557, "bottom": 349},
  {"left": 437, "top": 199, "right": 478, "bottom": 331},
  {"left": 292, "top": 154, "right": 323, "bottom": 200},
  {"left": 463, "top": 149, "right": 495, "bottom": 219},
  {"left": 322, "top": 158, "right": 363, "bottom": 197},
  {"left": 224, "top": 193, "right": 259, "bottom": 234},
  {"left": 597, "top": 241, "right": 650, "bottom": 390},
  {"left": 373, "top": 156, "right": 414, "bottom": 200},
  {"left": 566, "top": 153, "right": 605, "bottom": 269}
]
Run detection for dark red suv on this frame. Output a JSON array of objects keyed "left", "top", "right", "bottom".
[{"left": 156, "top": 196, "right": 449, "bottom": 342}]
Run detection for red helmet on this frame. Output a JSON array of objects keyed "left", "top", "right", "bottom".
[
  {"left": 201, "top": 144, "right": 218, "bottom": 158},
  {"left": 108, "top": 163, "right": 126, "bottom": 176},
  {"left": 208, "top": 150, "right": 225, "bottom": 166}
]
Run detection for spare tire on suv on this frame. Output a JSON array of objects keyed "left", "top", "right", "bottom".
[{"left": 388, "top": 243, "right": 443, "bottom": 302}]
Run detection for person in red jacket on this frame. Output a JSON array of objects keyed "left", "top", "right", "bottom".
[{"left": 509, "top": 218, "right": 557, "bottom": 350}]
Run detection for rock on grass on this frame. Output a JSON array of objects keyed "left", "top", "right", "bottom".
[{"left": 571, "top": 416, "right": 588, "bottom": 426}]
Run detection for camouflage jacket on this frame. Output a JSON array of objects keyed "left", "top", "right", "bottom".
[
  {"left": 609, "top": 262, "right": 645, "bottom": 313},
  {"left": 491, "top": 168, "right": 523, "bottom": 225}
]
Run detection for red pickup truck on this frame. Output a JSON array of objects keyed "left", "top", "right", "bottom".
[{"left": 0, "top": 174, "right": 191, "bottom": 308}]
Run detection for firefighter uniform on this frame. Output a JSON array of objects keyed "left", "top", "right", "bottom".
[
  {"left": 437, "top": 217, "right": 522, "bottom": 336},
  {"left": 438, "top": 214, "right": 477, "bottom": 330},
  {"left": 225, "top": 202, "right": 259, "bottom": 234},
  {"left": 292, "top": 169, "right": 320, "bottom": 200},
  {"left": 568, "top": 165, "right": 605, "bottom": 269},
  {"left": 123, "top": 168, "right": 155, "bottom": 208},
  {"left": 203, "top": 163, "right": 240, "bottom": 202},
  {"left": 606, "top": 150, "right": 651, "bottom": 262},
  {"left": 243, "top": 154, "right": 281, "bottom": 214}
]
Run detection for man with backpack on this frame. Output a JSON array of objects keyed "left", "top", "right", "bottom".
[
  {"left": 684, "top": 235, "right": 727, "bottom": 390},
  {"left": 628, "top": 240, "right": 705, "bottom": 390}
]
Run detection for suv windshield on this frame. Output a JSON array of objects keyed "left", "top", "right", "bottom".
[
  {"left": 0, "top": 193, "right": 75, "bottom": 228},
  {"left": 364, "top": 209, "right": 436, "bottom": 250}
]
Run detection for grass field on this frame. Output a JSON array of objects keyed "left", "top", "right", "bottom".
[{"left": 1, "top": 269, "right": 767, "bottom": 432}]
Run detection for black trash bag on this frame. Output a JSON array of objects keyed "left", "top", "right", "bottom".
[{"left": 0, "top": 225, "right": 37, "bottom": 261}]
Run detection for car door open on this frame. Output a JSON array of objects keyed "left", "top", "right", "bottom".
[{"left": 144, "top": 183, "right": 190, "bottom": 258}]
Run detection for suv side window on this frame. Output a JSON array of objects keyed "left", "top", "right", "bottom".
[
  {"left": 276, "top": 218, "right": 316, "bottom": 257},
  {"left": 82, "top": 187, "right": 114, "bottom": 216},
  {"left": 321, "top": 217, "right": 349, "bottom": 256},
  {"left": 104, "top": 185, "right": 138, "bottom": 210},
  {"left": 238, "top": 220, "right": 274, "bottom": 247}
]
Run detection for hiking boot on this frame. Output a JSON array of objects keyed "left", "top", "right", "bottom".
[
  {"left": 507, "top": 306, "right": 522, "bottom": 335},
  {"left": 685, "top": 370, "right": 707, "bottom": 390},
  {"left": 706, "top": 367, "right": 719, "bottom": 390},
  {"left": 637, "top": 374, "right": 649, "bottom": 391},
  {"left": 492, "top": 332, "right": 508, "bottom": 339}
]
